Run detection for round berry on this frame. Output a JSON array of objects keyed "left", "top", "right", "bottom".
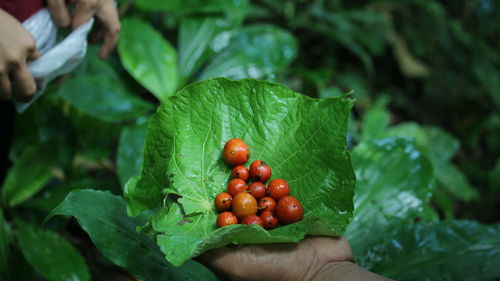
[
  {"left": 260, "top": 210, "right": 278, "bottom": 229},
  {"left": 276, "top": 196, "right": 303, "bottom": 225},
  {"left": 232, "top": 192, "right": 258, "bottom": 220},
  {"left": 248, "top": 182, "right": 267, "bottom": 200},
  {"left": 268, "top": 179, "right": 290, "bottom": 200},
  {"left": 217, "top": 211, "right": 238, "bottom": 228},
  {"left": 258, "top": 196, "right": 276, "bottom": 213},
  {"left": 223, "top": 138, "right": 250, "bottom": 166},
  {"left": 231, "top": 165, "right": 249, "bottom": 182},
  {"left": 227, "top": 178, "right": 247, "bottom": 197},
  {"left": 214, "top": 192, "right": 232, "bottom": 211},
  {"left": 249, "top": 160, "right": 272, "bottom": 182},
  {"left": 241, "top": 215, "right": 264, "bottom": 227}
]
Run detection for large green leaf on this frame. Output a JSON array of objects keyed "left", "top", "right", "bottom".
[
  {"left": 200, "top": 25, "right": 298, "bottom": 81},
  {"left": 2, "top": 143, "right": 56, "bottom": 207},
  {"left": 360, "top": 220, "right": 500, "bottom": 281},
  {"left": 118, "top": 18, "right": 178, "bottom": 101},
  {"left": 16, "top": 219, "right": 90, "bottom": 281},
  {"left": 48, "top": 190, "right": 217, "bottom": 281},
  {"left": 346, "top": 138, "right": 437, "bottom": 251},
  {"left": 125, "top": 78, "right": 355, "bottom": 266},
  {"left": 55, "top": 75, "right": 153, "bottom": 123},
  {"left": 117, "top": 119, "right": 149, "bottom": 188}
]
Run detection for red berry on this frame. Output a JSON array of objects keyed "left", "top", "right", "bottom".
[
  {"left": 231, "top": 165, "right": 249, "bottom": 182},
  {"left": 268, "top": 179, "right": 290, "bottom": 200},
  {"left": 232, "top": 192, "right": 258, "bottom": 220},
  {"left": 223, "top": 139, "right": 250, "bottom": 166},
  {"left": 241, "top": 215, "right": 264, "bottom": 227},
  {"left": 257, "top": 196, "right": 276, "bottom": 213},
  {"left": 249, "top": 160, "right": 271, "bottom": 182},
  {"left": 248, "top": 182, "right": 266, "bottom": 200},
  {"left": 260, "top": 210, "right": 278, "bottom": 229},
  {"left": 227, "top": 178, "right": 247, "bottom": 197},
  {"left": 214, "top": 192, "right": 232, "bottom": 211},
  {"left": 276, "top": 196, "right": 303, "bottom": 225},
  {"left": 217, "top": 211, "right": 238, "bottom": 228}
]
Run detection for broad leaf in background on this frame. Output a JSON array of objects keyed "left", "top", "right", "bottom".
[
  {"left": 55, "top": 76, "right": 153, "bottom": 123},
  {"left": 0, "top": 210, "right": 12, "bottom": 279},
  {"left": 117, "top": 119, "right": 149, "bottom": 188},
  {"left": 48, "top": 190, "right": 217, "bottom": 281},
  {"left": 126, "top": 78, "right": 355, "bottom": 266},
  {"left": 16, "top": 219, "right": 90, "bottom": 281},
  {"left": 360, "top": 97, "right": 390, "bottom": 141},
  {"left": 135, "top": 0, "right": 248, "bottom": 15},
  {"left": 346, "top": 138, "right": 437, "bottom": 251},
  {"left": 385, "top": 123, "right": 478, "bottom": 201},
  {"left": 178, "top": 16, "right": 240, "bottom": 85},
  {"left": 119, "top": 18, "right": 178, "bottom": 101},
  {"left": 2, "top": 143, "right": 56, "bottom": 207},
  {"left": 359, "top": 220, "right": 500, "bottom": 281},
  {"left": 200, "top": 25, "right": 298, "bottom": 81}
]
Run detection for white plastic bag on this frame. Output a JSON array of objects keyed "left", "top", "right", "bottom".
[{"left": 14, "top": 8, "right": 94, "bottom": 113}]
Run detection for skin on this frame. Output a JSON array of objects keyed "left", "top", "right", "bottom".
[
  {"left": 0, "top": 0, "right": 120, "bottom": 102},
  {"left": 198, "top": 236, "right": 393, "bottom": 281}
]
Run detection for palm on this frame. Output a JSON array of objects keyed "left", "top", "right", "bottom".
[{"left": 199, "top": 236, "right": 353, "bottom": 281}]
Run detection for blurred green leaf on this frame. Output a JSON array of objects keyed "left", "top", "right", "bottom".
[
  {"left": 0, "top": 210, "right": 12, "bottom": 279},
  {"left": 435, "top": 164, "right": 479, "bottom": 201},
  {"left": 48, "top": 190, "right": 217, "bottom": 281},
  {"left": 55, "top": 76, "right": 153, "bottom": 123},
  {"left": 16, "top": 219, "right": 90, "bottom": 281},
  {"left": 360, "top": 98, "right": 390, "bottom": 142},
  {"left": 119, "top": 18, "right": 178, "bottom": 101},
  {"left": 2, "top": 143, "right": 56, "bottom": 207},
  {"left": 117, "top": 120, "right": 149, "bottom": 188},
  {"left": 136, "top": 0, "right": 248, "bottom": 15},
  {"left": 346, "top": 138, "right": 437, "bottom": 252},
  {"left": 200, "top": 24, "right": 298, "bottom": 81},
  {"left": 360, "top": 220, "right": 500, "bottom": 281}
]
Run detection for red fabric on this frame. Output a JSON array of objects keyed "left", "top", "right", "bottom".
[{"left": 0, "top": 0, "right": 44, "bottom": 22}]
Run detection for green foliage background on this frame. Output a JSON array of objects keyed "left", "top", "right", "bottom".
[{"left": 0, "top": 0, "right": 499, "bottom": 280}]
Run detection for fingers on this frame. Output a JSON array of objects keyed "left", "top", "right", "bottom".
[
  {"left": 11, "top": 63, "right": 36, "bottom": 102},
  {"left": 0, "top": 70, "right": 12, "bottom": 101},
  {"left": 72, "top": 0, "right": 98, "bottom": 29},
  {"left": 27, "top": 48, "right": 41, "bottom": 61},
  {"left": 47, "top": 0, "right": 71, "bottom": 27},
  {"left": 95, "top": 2, "right": 120, "bottom": 59}
]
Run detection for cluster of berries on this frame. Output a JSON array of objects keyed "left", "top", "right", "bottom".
[{"left": 215, "top": 138, "right": 303, "bottom": 229}]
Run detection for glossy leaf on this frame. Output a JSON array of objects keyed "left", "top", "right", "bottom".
[
  {"left": 55, "top": 75, "right": 153, "bottom": 123},
  {"left": 117, "top": 119, "right": 149, "bottom": 188},
  {"left": 16, "top": 219, "right": 90, "bottom": 281},
  {"left": 360, "top": 220, "right": 500, "bottom": 281},
  {"left": 125, "top": 78, "right": 355, "bottom": 266},
  {"left": 2, "top": 143, "right": 56, "bottom": 207},
  {"left": 48, "top": 190, "right": 217, "bottom": 281},
  {"left": 119, "top": 18, "right": 178, "bottom": 101},
  {"left": 346, "top": 138, "right": 437, "bottom": 251},
  {"left": 200, "top": 25, "right": 298, "bottom": 81},
  {"left": 178, "top": 15, "right": 242, "bottom": 85}
]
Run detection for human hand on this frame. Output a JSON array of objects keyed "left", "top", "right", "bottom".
[
  {"left": 198, "top": 236, "right": 355, "bottom": 281},
  {"left": 46, "top": 0, "right": 120, "bottom": 59},
  {"left": 0, "top": 9, "right": 40, "bottom": 102}
]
